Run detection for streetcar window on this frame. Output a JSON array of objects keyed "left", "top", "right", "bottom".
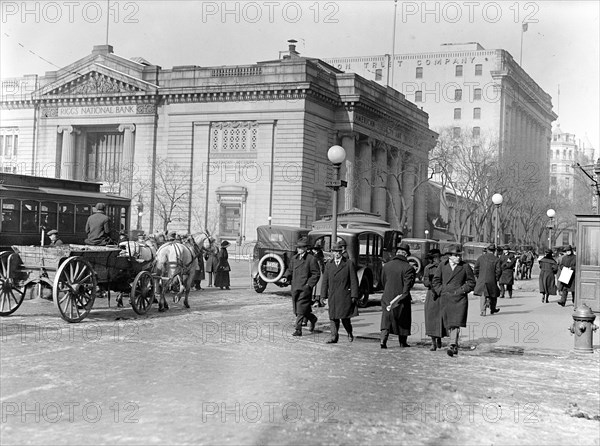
[
  {"left": 41, "top": 202, "right": 58, "bottom": 231},
  {"left": 119, "top": 206, "right": 128, "bottom": 232},
  {"left": 58, "top": 203, "right": 75, "bottom": 234},
  {"left": 76, "top": 204, "right": 91, "bottom": 232},
  {"left": 22, "top": 200, "right": 39, "bottom": 232},
  {"left": 1, "top": 199, "right": 20, "bottom": 232}
]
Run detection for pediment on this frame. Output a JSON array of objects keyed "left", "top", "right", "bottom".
[{"left": 36, "top": 63, "right": 157, "bottom": 98}]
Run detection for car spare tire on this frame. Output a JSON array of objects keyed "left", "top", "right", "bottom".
[
  {"left": 257, "top": 253, "right": 286, "bottom": 283},
  {"left": 407, "top": 256, "right": 422, "bottom": 276}
]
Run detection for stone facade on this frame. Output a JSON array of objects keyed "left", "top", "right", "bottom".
[{"left": 0, "top": 43, "right": 437, "bottom": 241}]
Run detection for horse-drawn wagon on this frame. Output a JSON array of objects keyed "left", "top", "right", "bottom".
[{"left": 0, "top": 244, "right": 155, "bottom": 323}]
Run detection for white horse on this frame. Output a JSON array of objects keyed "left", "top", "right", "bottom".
[{"left": 154, "top": 240, "right": 200, "bottom": 312}]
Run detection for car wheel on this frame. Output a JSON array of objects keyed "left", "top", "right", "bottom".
[
  {"left": 357, "top": 279, "right": 370, "bottom": 308},
  {"left": 257, "top": 253, "right": 286, "bottom": 283},
  {"left": 253, "top": 276, "right": 267, "bottom": 293},
  {"left": 407, "top": 256, "right": 422, "bottom": 279}
]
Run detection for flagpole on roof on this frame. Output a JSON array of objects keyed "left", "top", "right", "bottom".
[
  {"left": 389, "top": 0, "right": 398, "bottom": 87},
  {"left": 519, "top": 22, "right": 529, "bottom": 66},
  {"left": 105, "top": 0, "right": 110, "bottom": 45}
]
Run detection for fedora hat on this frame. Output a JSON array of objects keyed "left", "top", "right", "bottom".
[
  {"left": 487, "top": 243, "right": 496, "bottom": 251},
  {"left": 397, "top": 242, "right": 411, "bottom": 256},
  {"left": 47, "top": 229, "right": 58, "bottom": 236},
  {"left": 296, "top": 238, "right": 310, "bottom": 248},
  {"left": 428, "top": 248, "right": 441, "bottom": 258},
  {"left": 331, "top": 242, "right": 345, "bottom": 251},
  {"left": 564, "top": 245, "right": 573, "bottom": 251},
  {"left": 221, "top": 240, "right": 230, "bottom": 248},
  {"left": 444, "top": 244, "right": 463, "bottom": 255}
]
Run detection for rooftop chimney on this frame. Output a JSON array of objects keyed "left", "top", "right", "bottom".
[{"left": 92, "top": 44, "right": 114, "bottom": 56}]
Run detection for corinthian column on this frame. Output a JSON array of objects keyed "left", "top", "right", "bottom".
[
  {"left": 357, "top": 139, "right": 372, "bottom": 212},
  {"left": 372, "top": 143, "right": 387, "bottom": 219},
  {"left": 118, "top": 124, "right": 136, "bottom": 197},
  {"left": 341, "top": 134, "right": 356, "bottom": 211},
  {"left": 388, "top": 148, "right": 402, "bottom": 228},
  {"left": 57, "top": 125, "right": 78, "bottom": 180}
]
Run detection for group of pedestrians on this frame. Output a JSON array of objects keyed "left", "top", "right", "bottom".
[{"left": 539, "top": 245, "right": 577, "bottom": 306}]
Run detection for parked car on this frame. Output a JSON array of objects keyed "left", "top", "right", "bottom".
[
  {"left": 400, "top": 238, "right": 440, "bottom": 281},
  {"left": 250, "top": 225, "right": 310, "bottom": 293},
  {"left": 308, "top": 227, "right": 402, "bottom": 307},
  {"left": 462, "top": 241, "right": 491, "bottom": 270}
]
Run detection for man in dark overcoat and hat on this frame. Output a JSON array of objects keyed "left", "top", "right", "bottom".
[
  {"left": 283, "top": 238, "right": 321, "bottom": 336},
  {"left": 498, "top": 245, "right": 516, "bottom": 298},
  {"left": 474, "top": 243, "right": 502, "bottom": 316},
  {"left": 379, "top": 242, "right": 416, "bottom": 349},
  {"left": 432, "top": 244, "right": 476, "bottom": 357},
  {"left": 423, "top": 248, "right": 445, "bottom": 350},
  {"left": 84, "top": 202, "right": 113, "bottom": 245},
  {"left": 321, "top": 242, "right": 359, "bottom": 344},
  {"left": 557, "top": 245, "right": 576, "bottom": 306}
]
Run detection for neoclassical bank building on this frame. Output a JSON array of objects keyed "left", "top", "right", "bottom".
[{"left": 1, "top": 42, "right": 437, "bottom": 241}]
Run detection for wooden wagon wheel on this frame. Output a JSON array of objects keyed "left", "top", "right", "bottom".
[
  {"left": 130, "top": 270, "right": 155, "bottom": 315},
  {"left": 53, "top": 256, "right": 97, "bottom": 323},
  {"left": 0, "top": 251, "right": 26, "bottom": 316}
]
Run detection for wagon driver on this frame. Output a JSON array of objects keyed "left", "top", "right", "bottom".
[{"left": 84, "top": 202, "right": 113, "bottom": 246}]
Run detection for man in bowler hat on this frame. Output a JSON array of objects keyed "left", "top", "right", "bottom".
[
  {"left": 282, "top": 238, "right": 321, "bottom": 336},
  {"left": 321, "top": 242, "right": 359, "bottom": 344},
  {"left": 474, "top": 243, "right": 502, "bottom": 316},
  {"left": 432, "top": 244, "right": 476, "bottom": 357},
  {"left": 380, "top": 242, "right": 416, "bottom": 348}
]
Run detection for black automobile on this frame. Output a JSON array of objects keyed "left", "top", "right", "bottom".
[
  {"left": 251, "top": 225, "right": 310, "bottom": 293},
  {"left": 307, "top": 227, "right": 402, "bottom": 307}
]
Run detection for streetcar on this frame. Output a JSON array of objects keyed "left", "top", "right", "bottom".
[{"left": 0, "top": 173, "right": 131, "bottom": 250}]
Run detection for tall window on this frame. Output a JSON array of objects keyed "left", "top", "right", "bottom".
[
  {"left": 551, "top": 164, "right": 557, "bottom": 172},
  {"left": 474, "top": 88, "right": 482, "bottom": 100},
  {"left": 455, "top": 65, "right": 463, "bottom": 76},
  {"left": 375, "top": 69, "right": 382, "bottom": 81},
  {"left": 416, "top": 67, "right": 423, "bottom": 78},
  {"left": 565, "top": 177, "right": 570, "bottom": 187},
  {"left": 454, "top": 89, "right": 462, "bottom": 101},
  {"left": 453, "top": 127, "right": 461, "bottom": 138},
  {"left": 454, "top": 108, "right": 461, "bottom": 119},
  {"left": 475, "top": 64, "right": 482, "bottom": 75},
  {"left": 415, "top": 91, "right": 423, "bottom": 102},
  {"left": 473, "top": 108, "right": 481, "bottom": 119},
  {"left": 472, "top": 127, "right": 481, "bottom": 138}
]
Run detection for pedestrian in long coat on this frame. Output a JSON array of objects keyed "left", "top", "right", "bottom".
[
  {"left": 557, "top": 245, "right": 576, "bottom": 306},
  {"left": 380, "top": 242, "right": 416, "bottom": 349},
  {"left": 423, "top": 249, "right": 445, "bottom": 350},
  {"left": 539, "top": 249, "right": 558, "bottom": 303},
  {"left": 321, "top": 242, "right": 359, "bottom": 343},
  {"left": 204, "top": 238, "right": 219, "bottom": 287},
  {"left": 473, "top": 243, "right": 502, "bottom": 316},
  {"left": 498, "top": 246, "right": 516, "bottom": 298},
  {"left": 283, "top": 238, "right": 321, "bottom": 336},
  {"left": 214, "top": 241, "right": 231, "bottom": 290},
  {"left": 432, "top": 244, "right": 476, "bottom": 357}
]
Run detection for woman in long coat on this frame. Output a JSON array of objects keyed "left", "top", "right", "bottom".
[
  {"left": 498, "top": 246, "right": 516, "bottom": 298},
  {"left": 432, "top": 245, "right": 476, "bottom": 357},
  {"left": 320, "top": 243, "right": 359, "bottom": 343},
  {"left": 423, "top": 249, "right": 445, "bottom": 351},
  {"left": 539, "top": 249, "right": 558, "bottom": 303},
  {"left": 214, "top": 241, "right": 231, "bottom": 290},
  {"left": 204, "top": 238, "right": 219, "bottom": 287}
]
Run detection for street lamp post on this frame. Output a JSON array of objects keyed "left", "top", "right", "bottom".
[
  {"left": 424, "top": 230, "right": 429, "bottom": 240},
  {"left": 326, "top": 145, "right": 347, "bottom": 247},
  {"left": 547, "top": 208, "right": 556, "bottom": 250},
  {"left": 595, "top": 158, "right": 600, "bottom": 215},
  {"left": 492, "top": 193, "right": 503, "bottom": 245}
]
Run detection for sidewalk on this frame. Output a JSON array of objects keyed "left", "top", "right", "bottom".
[{"left": 339, "top": 275, "right": 600, "bottom": 355}]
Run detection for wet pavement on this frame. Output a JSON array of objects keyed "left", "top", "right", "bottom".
[{"left": 1, "top": 260, "right": 599, "bottom": 445}]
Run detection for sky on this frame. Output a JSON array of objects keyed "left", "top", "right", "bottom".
[{"left": 1, "top": 0, "right": 599, "bottom": 155}]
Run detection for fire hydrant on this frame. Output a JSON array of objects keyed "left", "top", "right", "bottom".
[{"left": 569, "top": 304, "right": 598, "bottom": 354}]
